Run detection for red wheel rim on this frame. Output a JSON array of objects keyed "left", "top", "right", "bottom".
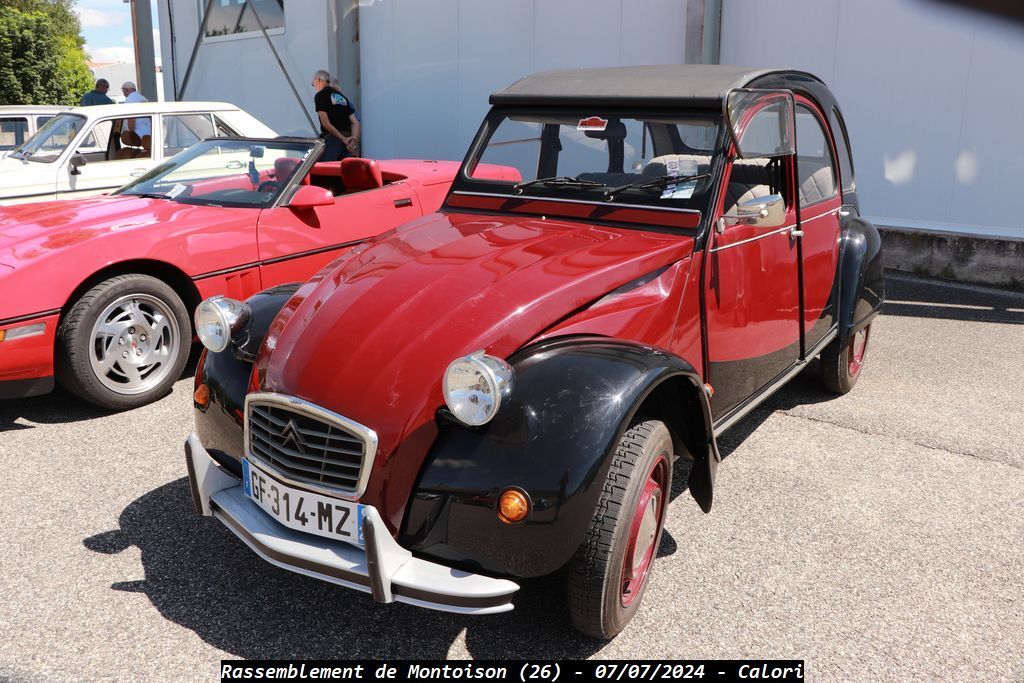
[
  {"left": 621, "top": 454, "right": 668, "bottom": 608},
  {"left": 848, "top": 325, "right": 870, "bottom": 376}
]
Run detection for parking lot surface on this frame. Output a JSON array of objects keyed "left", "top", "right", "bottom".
[{"left": 1, "top": 272, "right": 1021, "bottom": 682}]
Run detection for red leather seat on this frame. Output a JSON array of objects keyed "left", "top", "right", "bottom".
[
  {"left": 341, "top": 158, "right": 383, "bottom": 192},
  {"left": 311, "top": 162, "right": 344, "bottom": 177}
]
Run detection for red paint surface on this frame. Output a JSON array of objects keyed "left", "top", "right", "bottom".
[
  {"left": 255, "top": 211, "right": 695, "bottom": 530},
  {"left": 0, "top": 160, "right": 461, "bottom": 383},
  {"left": 0, "top": 313, "right": 59, "bottom": 381}
]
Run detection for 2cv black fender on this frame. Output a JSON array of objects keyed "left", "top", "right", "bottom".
[
  {"left": 193, "top": 283, "right": 300, "bottom": 474},
  {"left": 837, "top": 213, "right": 885, "bottom": 337},
  {"left": 399, "top": 335, "right": 718, "bottom": 578}
]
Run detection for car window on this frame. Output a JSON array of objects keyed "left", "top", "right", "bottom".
[
  {"left": 90, "top": 116, "right": 153, "bottom": 162},
  {"left": 163, "top": 113, "right": 216, "bottom": 157},
  {"left": 13, "top": 113, "right": 87, "bottom": 162},
  {"left": 795, "top": 106, "right": 837, "bottom": 205},
  {"left": 468, "top": 111, "right": 720, "bottom": 211},
  {"left": 0, "top": 117, "right": 29, "bottom": 150},
  {"left": 213, "top": 115, "right": 239, "bottom": 137},
  {"left": 830, "top": 108, "right": 855, "bottom": 193}
]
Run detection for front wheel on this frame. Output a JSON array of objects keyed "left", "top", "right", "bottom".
[
  {"left": 56, "top": 274, "right": 191, "bottom": 410},
  {"left": 819, "top": 323, "right": 871, "bottom": 394},
  {"left": 567, "top": 420, "right": 672, "bottom": 639}
]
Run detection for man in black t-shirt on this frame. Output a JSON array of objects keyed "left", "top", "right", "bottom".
[{"left": 312, "top": 69, "right": 361, "bottom": 161}]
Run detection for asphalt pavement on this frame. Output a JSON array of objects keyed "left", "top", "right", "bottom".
[{"left": 0, "top": 272, "right": 1021, "bottom": 682}]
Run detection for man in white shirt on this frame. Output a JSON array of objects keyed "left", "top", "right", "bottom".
[{"left": 121, "top": 81, "right": 151, "bottom": 141}]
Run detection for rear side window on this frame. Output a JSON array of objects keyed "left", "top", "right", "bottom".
[
  {"left": 830, "top": 108, "right": 855, "bottom": 193},
  {"left": 0, "top": 117, "right": 29, "bottom": 150},
  {"left": 795, "top": 106, "right": 837, "bottom": 205}
]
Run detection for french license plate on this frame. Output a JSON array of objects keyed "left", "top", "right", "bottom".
[{"left": 242, "top": 458, "right": 364, "bottom": 546}]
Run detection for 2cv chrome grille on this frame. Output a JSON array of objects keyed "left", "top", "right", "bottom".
[{"left": 244, "top": 393, "right": 378, "bottom": 499}]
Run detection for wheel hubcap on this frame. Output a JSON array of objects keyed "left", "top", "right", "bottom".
[
  {"left": 848, "top": 325, "right": 870, "bottom": 376},
  {"left": 88, "top": 294, "right": 179, "bottom": 395},
  {"left": 621, "top": 455, "right": 668, "bottom": 608}
]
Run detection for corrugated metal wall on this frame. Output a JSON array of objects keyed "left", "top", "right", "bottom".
[{"left": 721, "top": 0, "right": 1024, "bottom": 238}]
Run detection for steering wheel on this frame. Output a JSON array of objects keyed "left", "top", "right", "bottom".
[{"left": 257, "top": 180, "right": 282, "bottom": 193}]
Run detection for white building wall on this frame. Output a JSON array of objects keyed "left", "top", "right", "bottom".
[
  {"left": 158, "top": 1, "right": 334, "bottom": 136},
  {"left": 358, "top": 0, "right": 688, "bottom": 161},
  {"left": 721, "top": 0, "right": 1024, "bottom": 238}
]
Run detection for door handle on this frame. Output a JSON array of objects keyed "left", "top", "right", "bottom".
[
  {"left": 129, "top": 168, "right": 147, "bottom": 177},
  {"left": 226, "top": 160, "right": 244, "bottom": 169},
  {"left": 393, "top": 197, "right": 413, "bottom": 208},
  {"left": 789, "top": 226, "right": 804, "bottom": 240}
]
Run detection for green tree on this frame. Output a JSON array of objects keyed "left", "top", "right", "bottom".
[{"left": 0, "top": 0, "right": 93, "bottom": 105}]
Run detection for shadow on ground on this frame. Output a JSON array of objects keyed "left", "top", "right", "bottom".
[
  {"left": 882, "top": 271, "right": 1024, "bottom": 325},
  {"left": 0, "top": 350, "right": 201, "bottom": 432},
  {"left": 83, "top": 477, "right": 608, "bottom": 659}
]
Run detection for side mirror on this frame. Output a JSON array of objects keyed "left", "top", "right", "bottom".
[
  {"left": 288, "top": 184, "right": 334, "bottom": 209},
  {"left": 720, "top": 194, "right": 785, "bottom": 231},
  {"left": 69, "top": 154, "right": 87, "bottom": 176}
]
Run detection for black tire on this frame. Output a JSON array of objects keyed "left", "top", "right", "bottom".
[
  {"left": 568, "top": 419, "right": 673, "bottom": 639},
  {"left": 56, "top": 274, "right": 191, "bottom": 410},
  {"left": 819, "top": 323, "right": 872, "bottom": 394}
]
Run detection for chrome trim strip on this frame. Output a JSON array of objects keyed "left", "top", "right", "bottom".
[
  {"left": 451, "top": 190, "right": 702, "bottom": 215},
  {"left": 243, "top": 392, "right": 379, "bottom": 501},
  {"left": 804, "top": 326, "right": 839, "bottom": 360},
  {"left": 801, "top": 206, "right": 840, "bottom": 222},
  {"left": 712, "top": 326, "right": 837, "bottom": 437},
  {"left": 710, "top": 224, "right": 795, "bottom": 252}
]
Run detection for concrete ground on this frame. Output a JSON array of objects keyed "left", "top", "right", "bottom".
[{"left": 0, "top": 272, "right": 1021, "bottom": 682}]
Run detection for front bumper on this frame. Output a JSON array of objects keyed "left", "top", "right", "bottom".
[
  {"left": 0, "top": 311, "right": 59, "bottom": 398},
  {"left": 184, "top": 433, "right": 518, "bottom": 614}
]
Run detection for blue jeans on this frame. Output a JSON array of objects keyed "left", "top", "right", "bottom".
[{"left": 321, "top": 136, "right": 352, "bottom": 162}]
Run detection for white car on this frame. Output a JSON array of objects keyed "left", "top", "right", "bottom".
[
  {"left": 0, "top": 106, "right": 70, "bottom": 154},
  {"left": 0, "top": 101, "right": 275, "bottom": 205}
]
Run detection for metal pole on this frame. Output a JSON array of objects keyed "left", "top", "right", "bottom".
[
  {"left": 249, "top": 2, "right": 318, "bottom": 134},
  {"left": 130, "top": 0, "right": 159, "bottom": 100},
  {"left": 178, "top": 0, "right": 216, "bottom": 100}
]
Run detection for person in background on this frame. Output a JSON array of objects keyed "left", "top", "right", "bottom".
[
  {"left": 121, "top": 81, "right": 147, "bottom": 104},
  {"left": 312, "top": 70, "right": 360, "bottom": 161},
  {"left": 80, "top": 79, "right": 114, "bottom": 106},
  {"left": 120, "top": 81, "right": 151, "bottom": 146}
]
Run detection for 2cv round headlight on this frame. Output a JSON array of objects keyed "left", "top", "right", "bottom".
[
  {"left": 442, "top": 351, "right": 514, "bottom": 426},
  {"left": 194, "top": 296, "right": 251, "bottom": 353}
]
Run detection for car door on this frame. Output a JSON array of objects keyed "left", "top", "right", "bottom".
[
  {"left": 255, "top": 163, "right": 422, "bottom": 286},
  {"left": 704, "top": 90, "right": 802, "bottom": 421},
  {"left": 56, "top": 115, "right": 156, "bottom": 200},
  {"left": 793, "top": 98, "right": 842, "bottom": 351}
]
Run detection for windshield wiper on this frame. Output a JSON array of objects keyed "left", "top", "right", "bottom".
[
  {"left": 514, "top": 176, "right": 606, "bottom": 193},
  {"left": 603, "top": 173, "right": 710, "bottom": 201},
  {"left": 122, "top": 192, "right": 168, "bottom": 200}
]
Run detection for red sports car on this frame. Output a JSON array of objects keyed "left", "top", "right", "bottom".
[{"left": 0, "top": 136, "right": 487, "bottom": 408}]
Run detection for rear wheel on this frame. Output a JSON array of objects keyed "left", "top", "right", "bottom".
[
  {"left": 567, "top": 420, "right": 672, "bottom": 639},
  {"left": 56, "top": 274, "right": 190, "bottom": 410},
  {"left": 819, "top": 323, "right": 871, "bottom": 394}
]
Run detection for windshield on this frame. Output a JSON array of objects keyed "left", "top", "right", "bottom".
[
  {"left": 11, "top": 113, "right": 87, "bottom": 162},
  {"left": 114, "top": 138, "right": 317, "bottom": 208},
  {"left": 462, "top": 110, "right": 723, "bottom": 213}
]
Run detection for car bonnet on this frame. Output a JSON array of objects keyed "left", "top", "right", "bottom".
[{"left": 256, "top": 210, "right": 695, "bottom": 472}]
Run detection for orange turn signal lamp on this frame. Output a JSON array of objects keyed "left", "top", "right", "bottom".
[
  {"left": 194, "top": 383, "right": 211, "bottom": 409},
  {"left": 498, "top": 488, "right": 530, "bottom": 524}
]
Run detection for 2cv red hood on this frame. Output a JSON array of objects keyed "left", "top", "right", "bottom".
[{"left": 259, "top": 211, "right": 694, "bottom": 523}]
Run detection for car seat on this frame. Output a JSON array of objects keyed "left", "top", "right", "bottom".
[{"left": 341, "top": 158, "right": 383, "bottom": 193}]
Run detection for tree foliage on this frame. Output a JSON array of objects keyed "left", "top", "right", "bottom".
[{"left": 0, "top": 0, "right": 93, "bottom": 105}]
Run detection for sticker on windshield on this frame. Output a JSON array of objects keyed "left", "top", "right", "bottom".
[
  {"left": 576, "top": 116, "right": 608, "bottom": 132},
  {"left": 167, "top": 183, "right": 187, "bottom": 199},
  {"left": 661, "top": 181, "right": 696, "bottom": 200}
]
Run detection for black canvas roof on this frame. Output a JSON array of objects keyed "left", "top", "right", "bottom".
[{"left": 490, "top": 65, "right": 814, "bottom": 108}]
